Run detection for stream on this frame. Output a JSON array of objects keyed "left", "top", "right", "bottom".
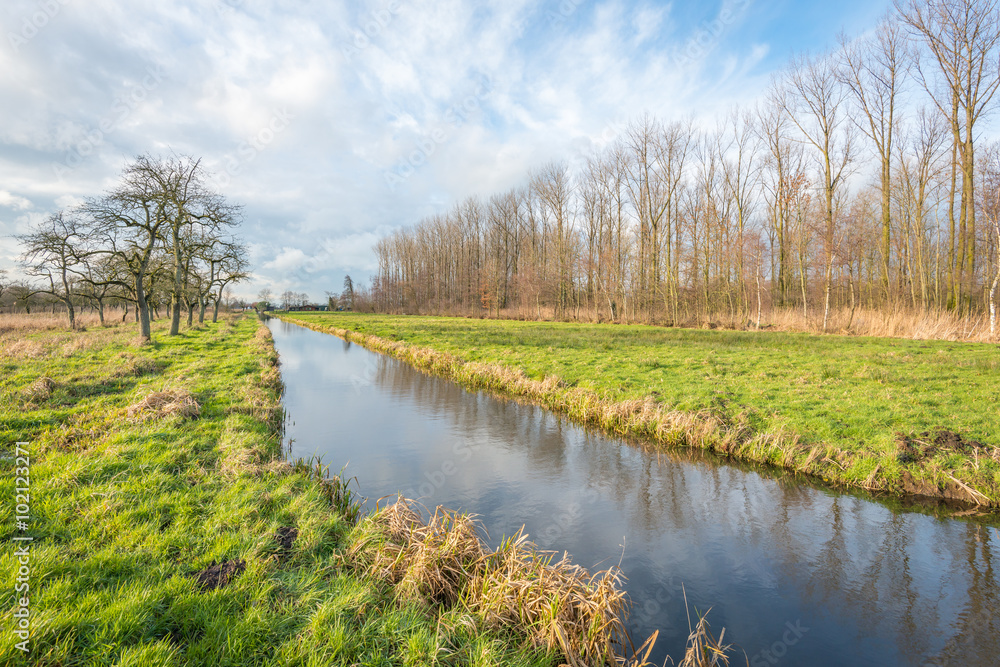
[{"left": 268, "top": 317, "right": 1000, "bottom": 666}]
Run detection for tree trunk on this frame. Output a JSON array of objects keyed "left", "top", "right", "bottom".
[
  {"left": 755, "top": 263, "right": 762, "bottom": 330},
  {"left": 136, "top": 280, "right": 151, "bottom": 340},
  {"left": 170, "top": 226, "right": 184, "bottom": 336},
  {"left": 991, "top": 264, "right": 999, "bottom": 339}
]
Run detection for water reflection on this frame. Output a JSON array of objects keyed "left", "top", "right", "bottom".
[{"left": 269, "top": 318, "right": 1000, "bottom": 666}]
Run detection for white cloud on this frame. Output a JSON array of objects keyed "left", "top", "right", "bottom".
[
  {"left": 0, "top": 0, "right": 890, "bottom": 298},
  {"left": 0, "top": 190, "right": 32, "bottom": 210}
]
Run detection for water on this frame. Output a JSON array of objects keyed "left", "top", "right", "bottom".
[{"left": 268, "top": 318, "right": 1000, "bottom": 666}]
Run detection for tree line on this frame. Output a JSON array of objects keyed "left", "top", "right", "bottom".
[
  {"left": 10, "top": 154, "right": 249, "bottom": 339},
  {"left": 372, "top": 0, "right": 1000, "bottom": 337}
]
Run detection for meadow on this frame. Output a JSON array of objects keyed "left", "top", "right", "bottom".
[
  {"left": 284, "top": 312, "right": 1000, "bottom": 508},
  {"left": 0, "top": 314, "right": 650, "bottom": 667}
]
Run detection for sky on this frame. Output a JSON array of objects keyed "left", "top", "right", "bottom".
[{"left": 0, "top": 0, "right": 895, "bottom": 302}]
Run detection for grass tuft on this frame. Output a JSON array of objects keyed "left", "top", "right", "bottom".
[
  {"left": 22, "top": 376, "right": 55, "bottom": 403},
  {"left": 126, "top": 389, "right": 201, "bottom": 421}
]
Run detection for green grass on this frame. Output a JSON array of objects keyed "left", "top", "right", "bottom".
[
  {"left": 284, "top": 312, "right": 1000, "bottom": 505},
  {"left": 0, "top": 315, "right": 554, "bottom": 667}
]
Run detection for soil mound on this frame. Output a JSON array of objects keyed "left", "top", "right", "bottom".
[
  {"left": 895, "top": 429, "right": 990, "bottom": 464},
  {"left": 192, "top": 559, "right": 246, "bottom": 591}
]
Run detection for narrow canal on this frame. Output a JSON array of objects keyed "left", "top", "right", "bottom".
[{"left": 268, "top": 318, "right": 1000, "bottom": 666}]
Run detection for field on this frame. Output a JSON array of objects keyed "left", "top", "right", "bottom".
[
  {"left": 283, "top": 312, "right": 1000, "bottom": 507},
  {"left": 0, "top": 314, "right": 634, "bottom": 667}
]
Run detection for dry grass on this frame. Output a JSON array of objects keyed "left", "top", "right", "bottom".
[
  {"left": 763, "top": 306, "right": 994, "bottom": 342},
  {"left": 22, "top": 376, "right": 55, "bottom": 403},
  {"left": 349, "top": 497, "right": 629, "bottom": 667},
  {"left": 59, "top": 336, "right": 95, "bottom": 356},
  {"left": 678, "top": 615, "right": 733, "bottom": 667},
  {"left": 126, "top": 389, "right": 200, "bottom": 421},
  {"left": 437, "top": 304, "right": 997, "bottom": 343},
  {"left": 2, "top": 338, "right": 46, "bottom": 359},
  {"left": 0, "top": 309, "right": 130, "bottom": 334},
  {"left": 113, "top": 352, "right": 163, "bottom": 377}
]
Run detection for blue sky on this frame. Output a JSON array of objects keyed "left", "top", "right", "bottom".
[{"left": 0, "top": 0, "right": 893, "bottom": 301}]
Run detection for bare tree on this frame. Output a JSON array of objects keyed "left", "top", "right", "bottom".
[
  {"left": 781, "top": 51, "right": 856, "bottom": 331},
  {"left": 16, "top": 211, "right": 87, "bottom": 329},
  {"left": 208, "top": 240, "right": 249, "bottom": 322},
  {"left": 840, "top": 16, "right": 909, "bottom": 303},
  {"left": 125, "top": 155, "right": 241, "bottom": 335},
  {"left": 897, "top": 0, "right": 1000, "bottom": 310},
  {"left": 980, "top": 142, "right": 1000, "bottom": 336},
  {"left": 719, "top": 109, "right": 761, "bottom": 313}
]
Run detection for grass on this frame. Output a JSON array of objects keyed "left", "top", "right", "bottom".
[
  {"left": 0, "top": 313, "right": 647, "bottom": 667},
  {"left": 280, "top": 312, "right": 1000, "bottom": 508}
]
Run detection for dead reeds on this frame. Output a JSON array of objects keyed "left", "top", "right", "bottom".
[
  {"left": 349, "top": 497, "right": 629, "bottom": 666},
  {"left": 678, "top": 614, "right": 733, "bottom": 667}
]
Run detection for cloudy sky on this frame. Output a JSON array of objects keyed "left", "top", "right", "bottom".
[{"left": 0, "top": 0, "right": 893, "bottom": 301}]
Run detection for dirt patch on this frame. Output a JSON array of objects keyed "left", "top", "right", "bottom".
[
  {"left": 127, "top": 390, "right": 200, "bottom": 421},
  {"left": 895, "top": 429, "right": 991, "bottom": 464},
  {"left": 191, "top": 559, "right": 246, "bottom": 591},
  {"left": 274, "top": 526, "right": 298, "bottom": 558}
]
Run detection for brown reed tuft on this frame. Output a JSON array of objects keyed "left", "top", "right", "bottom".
[{"left": 349, "top": 497, "right": 630, "bottom": 666}]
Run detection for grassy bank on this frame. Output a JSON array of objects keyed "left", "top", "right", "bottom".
[
  {"left": 281, "top": 312, "right": 1000, "bottom": 508},
  {"left": 0, "top": 314, "right": 648, "bottom": 666}
]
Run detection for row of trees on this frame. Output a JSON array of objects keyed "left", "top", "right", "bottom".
[
  {"left": 14, "top": 155, "right": 249, "bottom": 339},
  {"left": 254, "top": 276, "right": 361, "bottom": 312},
  {"left": 372, "top": 0, "right": 1000, "bottom": 336}
]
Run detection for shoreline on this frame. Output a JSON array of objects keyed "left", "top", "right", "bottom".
[{"left": 280, "top": 313, "right": 1000, "bottom": 511}]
